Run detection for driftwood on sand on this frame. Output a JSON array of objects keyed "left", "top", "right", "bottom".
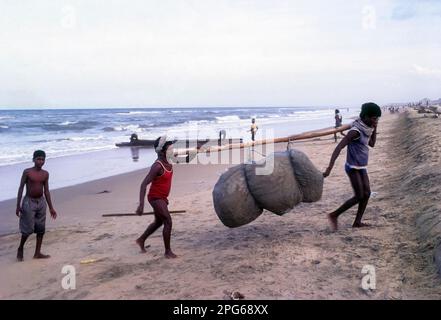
[{"left": 102, "top": 210, "right": 186, "bottom": 217}]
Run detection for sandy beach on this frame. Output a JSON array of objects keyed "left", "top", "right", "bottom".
[{"left": 1, "top": 111, "right": 441, "bottom": 300}]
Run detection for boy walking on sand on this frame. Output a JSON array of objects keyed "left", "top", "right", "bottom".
[
  {"left": 135, "top": 136, "right": 177, "bottom": 259},
  {"left": 16, "top": 150, "right": 57, "bottom": 261},
  {"left": 323, "top": 103, "right": 381, "bottom": 231}
]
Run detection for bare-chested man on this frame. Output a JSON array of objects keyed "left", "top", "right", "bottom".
[{"left": 16, "top": 150, "right": 57, "bottom": 261}]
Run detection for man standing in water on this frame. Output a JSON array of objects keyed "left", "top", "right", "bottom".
[
  {"left": 16, "top": 150, "right": 57, "bottom": 261},
  {"left": 249, "top": 118, "right": 258, "bottom": 141},
  {"left": 135, "top": 136, "right": 177, "bottom": 259},
  {"left": 323, "top": 103, "right": 381, "bottom": 231}
]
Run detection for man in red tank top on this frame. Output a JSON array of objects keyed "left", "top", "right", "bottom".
[{"left": 135, "top": 136, "right": 177, "bottom": 259}]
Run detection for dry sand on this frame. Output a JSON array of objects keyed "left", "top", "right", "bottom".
[{"left": 1, "top": 111, "right": 441, "bottom": 299}]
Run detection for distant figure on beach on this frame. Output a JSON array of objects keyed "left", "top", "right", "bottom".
[
  {"left": 219, "top": 129, "right": 226, "bottom": 142},
  {"left": 334, "top": 109, "right": 346, "bottom": 143},
  {"left": 249, "top": 118, "right": 258, "bottom": 141},
  {"left": 135, "top": 136, "right": 177, "bottom": 259},
  {"left": 15, "top": 150, "right": 57, "bottom": 261},
  {"left": 130, "top": 133, "right": 139, "bottom": 143},
  {"left": 323, "top": 103, "right": 381, "bottom": 231}
]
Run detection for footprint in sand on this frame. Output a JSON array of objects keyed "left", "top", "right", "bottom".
[{"left": 93, "top": 233, "right": 113, "bottom": 241}]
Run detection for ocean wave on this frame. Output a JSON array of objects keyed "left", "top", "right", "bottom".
[
  {"left": 170, "top": 110, "right": 195, "bottom": 114},
  {"left": 59, "top": 121, "right": 79, "bottom": 126},
  {"left": 215, "top": 115, "right": 242, "bottom": 123},
  {"left": 67, "top": 135, "right": 104, "bottom": 142},
  {"left": 116, "top": 111, "right": 161, "bottom": 115},
  {"left": 287, "top": 109, "right": 331, "bottom": 116},
  {"left": 30, "top": 135, "right": 105, "bottom": 144},
  {"left": 0, "top": 125, "right": 9, "bottom": 129},
  {"left": 185, "top": 120, "right": 210, "bottom": 125},
  {"left": 139, "top": 123, "right": 154, "bottom": 128},
  {"left": 102, "top": 124, "right": 143, "bottom": 132},
  {"left": 0, "top": 144, "right": 117, "bottom": 167},
  {"left": 40, "top": 120, "right": 99, "bottom": 131},
  {"left": 0, "top": 116, "right": 14, "bottom": 120}
]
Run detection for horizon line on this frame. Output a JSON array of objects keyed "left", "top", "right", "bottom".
[{"left": 0, "top": 105, "right": 346, "bottom": 111}]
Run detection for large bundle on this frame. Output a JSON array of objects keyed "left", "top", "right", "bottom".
[
  {"left": 212, "top": 164, "right": 263, "bottom": 228},
  {"left": 213, "top": 149, "right": 323, "bottom": 227},
  {"left": 288, "top": 149, "right": 323, "bottom": 202},
  {"left": 245, "top": 152, "right": 303, "bottom": 215}
]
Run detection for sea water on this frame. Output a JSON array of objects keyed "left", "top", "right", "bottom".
[{"left": 0, "top": 106, "right": 358, "bottom": 201}]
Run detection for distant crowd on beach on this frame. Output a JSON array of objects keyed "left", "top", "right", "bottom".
[{"left": 385, "top": 106, "right": 406, "bottom": 114}]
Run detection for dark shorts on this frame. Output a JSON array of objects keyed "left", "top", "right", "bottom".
[
  {"left": 148, "top": 196, "right": 169, "bottom": 205},
  {"left": 20, "top": 196, "right": 47, "bottom": 236}
]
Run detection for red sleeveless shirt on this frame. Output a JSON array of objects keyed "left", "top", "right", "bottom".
[{"left": 148, "top": 160, "right": 173, "bottom": 203}]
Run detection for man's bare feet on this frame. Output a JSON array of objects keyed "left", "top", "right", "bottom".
[
  {"left": 328, "top": 213, "right": 338, "bottom": 231},
  {"left": 165, "top": 251, "right": 177, "bottom": 259},
  {"left": 33, "top": 253, "right": 50, "bottom": 259},
  {"left": 352, "top": 222, "right": 370, "bottom": 228},
  {"left": 17, "top": 248, "right": 24, "bottom": 262},
  {"left": 136, "top": 238, "right": 147, "bottom": 253}
]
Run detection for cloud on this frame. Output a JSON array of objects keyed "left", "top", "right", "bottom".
[
  {"left": 413, "top": 64, "right": 441, "bottom": 76},
  {"left": 1, "top": 1, "right": 441, "bottom": 108},
  {"left": 391, "top": 2, "right": 418, "bottom": 20},
  {"left": 390, "top": 0, "right": 441, "bottom": 21}
]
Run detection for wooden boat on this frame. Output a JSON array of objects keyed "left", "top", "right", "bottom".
[{"left": 115, "top": 139, "right": 156, "bottom": 147}]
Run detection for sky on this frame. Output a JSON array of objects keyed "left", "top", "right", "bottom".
[{"left": 0, "top": 0, "right": 440, "bottom": 109}]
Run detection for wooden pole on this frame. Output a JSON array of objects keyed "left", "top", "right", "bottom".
[
  {"left": 174, "top": 124, "right": 351, "bottom": 156},
  {"left": 102, "top": 210, "right": 186, "bottom": 217}
]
